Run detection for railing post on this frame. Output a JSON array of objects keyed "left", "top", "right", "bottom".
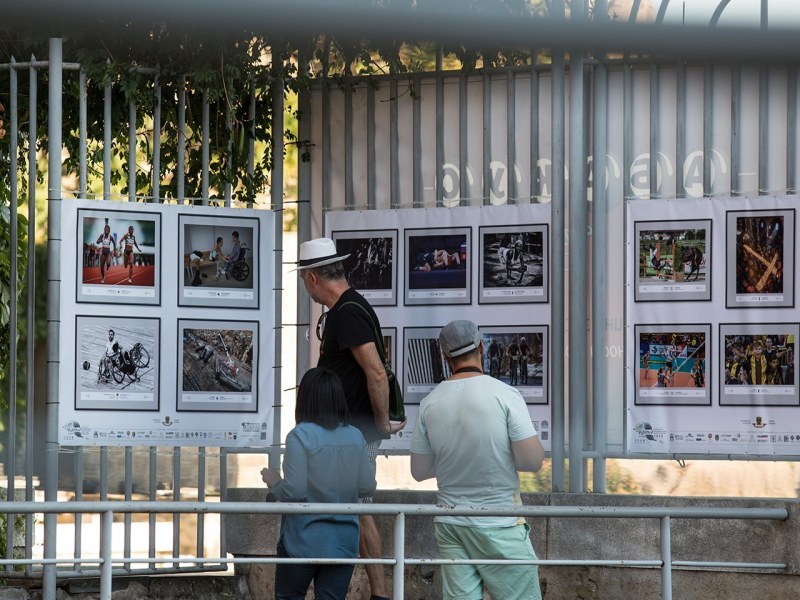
[
  {"left": 661, "top": 516, "right": 672, "bottom": 600},
  {"left": 393, "top": 512, "right": 405, "bottom": 599},
  {"left": 100, "top": 510, "right": 113, "bottom": 600}
]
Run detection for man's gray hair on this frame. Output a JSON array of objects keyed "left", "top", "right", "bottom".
[{"left": 310, "top": 260, "right": 346, "bottom": 281}]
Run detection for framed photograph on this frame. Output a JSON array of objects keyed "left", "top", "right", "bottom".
[
  {"left": 634, "top": 324, "right": 711, "bottom": 406},
  {"left": 381, "top": 327, "right": 397, "bottom": 373},
  {"left": 177, "top": 319, "right": 259, "bottom": 412},
  {"left": 402, "top": 325, "right": 548, "bottom": 406},
  {"left": 404, "top": 227, "right": 471, "bottom": 305},
  {"left": 726, "top": 209, "right": 795, "bottom": 308},
  {"left": 719, "top": 323, "right": 799, "bottom": 406},
  {"left": 479, "top": 225, "right": 549, "bottom": 304},
  {"left": 178, "top": 214, "right": 260, "bottom": 309},
  {"left": 480, "top": 325, "right": 548, "bottom": 404},
  {"left": 77, "top": 209, "right": 161, "bottom": 305},
  {"left": 403, "top": 326, "right": 450, "bottom": 404},
  {"left": 634, "top": 219, "right": 711, "bottom": 302},
  {"left": 331, "top": 229, "right": 398, "bottom": 306},
  {"left": 74, "top": 315, "right": 160, "bottom": 411}
]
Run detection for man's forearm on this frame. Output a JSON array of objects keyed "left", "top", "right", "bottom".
[{"left": 367, "top": 373, "right": 390, "bottom": 432}]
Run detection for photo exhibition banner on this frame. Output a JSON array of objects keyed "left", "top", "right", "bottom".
[
  {"left": 325, "top": 203, "right": 552, "bottom": 452},
  {"left": 58, "top": 200, "right": 276, "bottom": 447},
  {"left": 626, "top": 195, "right": 799, "bottom": 456}
]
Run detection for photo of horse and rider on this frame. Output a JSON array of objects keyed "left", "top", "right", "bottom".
[{"left": 638, "top": 227, "right": 707, "bottom": 284}]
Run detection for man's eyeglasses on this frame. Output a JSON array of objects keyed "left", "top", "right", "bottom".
[{"left": 316, "top": 312, "right": 328, "bottom": 342}]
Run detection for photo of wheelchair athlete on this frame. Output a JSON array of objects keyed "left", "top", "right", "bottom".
[
  {"left": 183, "top": 224, "right": 254, "bottom": 289},
  {"left": 78, "top": 323, "right": 156, "bottom": 391}
]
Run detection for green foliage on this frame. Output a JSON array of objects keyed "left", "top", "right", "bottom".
[
  {"left": 0, "top": 488, "right": 26, "bottom": 577},
  {"left": 0, "top": 199, "right": 29, "bottom": 411}
]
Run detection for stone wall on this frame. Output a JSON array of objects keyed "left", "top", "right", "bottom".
[{"left": 226, "top": 489, "right": 800, "bottom": 599}]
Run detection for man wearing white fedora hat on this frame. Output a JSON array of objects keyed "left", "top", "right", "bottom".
[{"left": 297, "top": 237, "right": 406, "bottom": 600}]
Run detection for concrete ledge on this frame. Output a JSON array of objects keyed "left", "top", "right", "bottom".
[{"left": 226, "top": 489, "right": 800, "bottom": 599}]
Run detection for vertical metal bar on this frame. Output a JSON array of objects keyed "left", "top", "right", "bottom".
[
  {"left": 703, "top": 64, "right": 713, "bottom": 196},
  {"left": 123, "top": 446, "right": 132, "bottom": 571},
  {"left": 100, "top": 447, "right": 108, "bottom": 501},
  {"left": 367, "top": 80, "right": 376, "bottom": 210},
  {"left": 507, "top": 71, "right": 517, "bottom": 204},
  {"left": 758, "top": 65, "right": 768, "bottom": 195},
  {"left": 272, "top": 62, "right": 285, "bottom": 468},
  {"left": 649, "top": 63, "right": 659, "bottom": 198},
  {"left": 436, "top": 45, "right": 444, "bottom": 207},
  {"left": 225, "top": 78, "right": 233, "bottom": 207},
  {"left": 661, "top": 516, "right": 673, "bottom": 600},
  {"left": 788, "top": 67, "right": 797, "bottom": 194},
  {"left": 459, "top": 72, "right": 468, "bottom": 206},
  {"left": 73, "top": 449, "right": 84, "bottom": 573},
  {"left": 568, "top": 32, "right": 587, "bottom": 494},
  {"left": 152, "top": 74, "right": 161, "bottom": 202},
  {"left": 104, "top": 76, "right": 112, "bottom": 199},
  {"left": 393, "top": 513, "right": 405, "bottom": 600},
  {"left": 592, "top": 61, "right": 608, "bottom": 494},
  {"left": 196, "top": 447, "right": 206, "bottom": 558},
  {"left": 26, "top": 60, "right": 39, "bottom": 575},
  {"left": 202, "top": 88, "right": 210, "bottom": 205},
  {"left": 676, "top": 62, "right": 686, "bottom": 197},
  {"left": 482, "top": 71, "right": 491, "bottom": 205},
  {"left": 389, "top": 78, "right": 399, "bottom": 208},
  {"left": 177, "top": 79, "right": 186, "bottom": 201},
  {"left": 44, "top": 36, "right": 63, "bottom": 598},
  {"left": 248, "top": 80, "right": 256, "bottom": 208},
  {"left": 551, "top": 51, "right": 566, "bottom": 492},
  {"left": 623, "top": 62, "right": 633, "bottom": 201},
  {"left": 172, "top": 448, "right": 181, "bottom": 568},
  {"left": 100, "top": 510, "right": 113, "bottom": 600},
  {"left": 79, "top": 70, "right": 87, "bottom": 196},
  {"left": 530, "top": 63, "right": 539, "bottom": 203},
  {"left": 344, "top": 71, "right": 354, "bottom": 209},
  {"left": 149, "top": 447, "right": 157, "bottom": 561},
  {"left": 128, "top": 96, "right": 137, "bottom": 202},
  {"left": 730, "top": 65, "right": 741, "bottom": 195},
  {"left": 7, "top": 56, "right": 18, "bottom": 574},
  {"left": 296, "top": 62, "right": 312, "bottom": 378},
  {"left": 322, "top": 51, "right": 331, "bottom": 212},
  {"left": 413, "top": 75, "right": 422, "bottom": 207},
  {"left": 219, "top": 447, "right": 228, "bottom": 557}
]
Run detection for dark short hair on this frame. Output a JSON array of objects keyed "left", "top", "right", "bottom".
[
  {"left": 232, "top": 230, "right": 240, "bottom": 239},
  {"left": 310, "top": 260, "right": 346, "bottom": 281},
  {"left": 295, "top": 368, "right": 350, "bottom": 429},
  {"left": 216, "top": 236, "right": 223, "bottom": 244}
]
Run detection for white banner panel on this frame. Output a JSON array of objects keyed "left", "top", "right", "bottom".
[
  {"left": 325, "top": 204, "right": 552, "bottom": 452},
  {"left": 626, "top": 196, "right": 799, "bottom": 455},
  {"left": 59, "top": 200, "right": 276, "bottom": 447}
]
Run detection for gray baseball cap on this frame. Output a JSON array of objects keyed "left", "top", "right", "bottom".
[{"left": 439, "top": 320, "right": 482, "bottom": 358}]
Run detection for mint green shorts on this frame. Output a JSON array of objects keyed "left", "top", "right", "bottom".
[{"left": 434, "top": 521, "right": 542, "bottom": 600}]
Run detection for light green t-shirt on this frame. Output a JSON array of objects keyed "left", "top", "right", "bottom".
[{"left": 410, "top": 375, "right": 537, "bottom": 527}]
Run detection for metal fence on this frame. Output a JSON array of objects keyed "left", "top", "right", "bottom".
[
  {"left": 4, "top": 1, "right": 800, "bottom": 597},
  {"left": 0, "top": 501, "right": 789, "bottom": 600}
]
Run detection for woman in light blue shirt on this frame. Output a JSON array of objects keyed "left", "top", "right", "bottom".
[{"left": 262, "top": 368, "right": 376, "bottom": 600}]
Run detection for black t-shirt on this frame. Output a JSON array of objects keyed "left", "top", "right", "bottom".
[{"left": 318, "top": 287, "right": 383, "bottom": 443}]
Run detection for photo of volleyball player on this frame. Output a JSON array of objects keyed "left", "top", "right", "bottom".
[{"left": 634, "top": 324, "right": 711, "bottom": 406}]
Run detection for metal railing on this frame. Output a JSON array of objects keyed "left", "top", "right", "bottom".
[{"left": 0, "top": 501, "right": 789, "bottom": 600}]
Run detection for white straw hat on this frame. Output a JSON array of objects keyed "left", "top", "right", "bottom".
[{"left": 295, "top": 237, "right": 350, "bottom": 271}]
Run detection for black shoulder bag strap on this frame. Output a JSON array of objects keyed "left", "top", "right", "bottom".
[{"left": 338, "top": 301, "right": 387, "bottom": 363}]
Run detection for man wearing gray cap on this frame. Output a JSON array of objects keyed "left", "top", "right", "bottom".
[
  {"left": 297, "top": 237, "right": 406, "bottom": 600},
  {"left": 410, "top": 320, "right": 545, "bottom": 600}
]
